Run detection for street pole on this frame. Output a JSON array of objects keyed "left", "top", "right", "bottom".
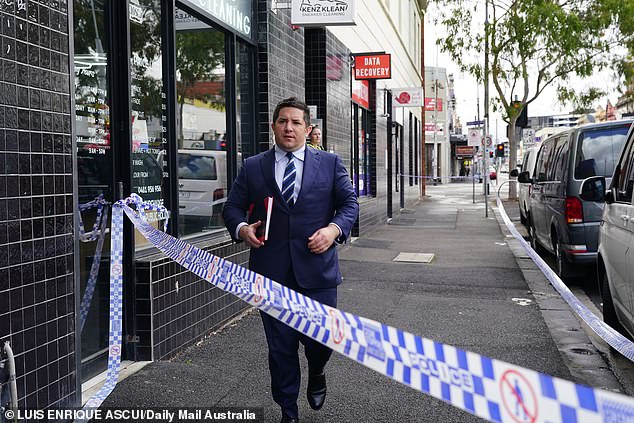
[
  {"left": 483, "top": 0, "right": 490, "bottom": 217},
  {"left": 433, "top": 66, "right": 438, "bottom": 183}
]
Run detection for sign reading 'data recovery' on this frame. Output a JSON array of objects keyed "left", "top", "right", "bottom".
[
  {"left": 354, "top": 54, "right": 391, "bottom": 80},
  {"left": 392, "top": 88, "right": 423, "bottom": 107},
  {"left": 291, "top": 0, "right": 356, "bottom": 27}
]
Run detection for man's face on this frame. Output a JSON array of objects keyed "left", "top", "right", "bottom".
[{"left": 272, "top": 107, "right": 311, "bottom": 152}]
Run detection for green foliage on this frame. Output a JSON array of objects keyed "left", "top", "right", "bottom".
[
  {"left": 433, "top": 0, "right": 623, "bottom": 120},
  {"left": 557, "top": 87, "right": 606, "bottom": 114},
  {"left": 431, "top": 0, "right": 634, "bottom": 199}
]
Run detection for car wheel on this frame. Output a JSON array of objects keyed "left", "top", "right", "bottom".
[
  {"left": 600, "top": 268, "right": 628, "bottom": 339},
  {"left": 528, "top": 218, "right": 543, "bottom": 253},
  {"left": 553, "top": 235, "right": 573, "bottom": 280}
]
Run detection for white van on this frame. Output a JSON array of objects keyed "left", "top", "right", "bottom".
[
  {"left": 178, "top": 149, "right": 227, "bottom": 234},
  {"left": 518, "top": 144, "right": 540, "bottom": 225}
]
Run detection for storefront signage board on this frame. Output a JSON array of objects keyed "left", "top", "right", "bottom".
[
  {"left": 424, "top": 97, "right": 442, "bottom": 111},
  {"left": 456, "top": 146, "right": 475, "bottom": 157},
  {"left": 352, "top": 79, "right": 370, "bottom": 109},
  {"left": 392, "top": 88, "right": 423, "bottom": 107},
  {"left": 290, "top": 0, "right": 356, "bottom": 26},
  {"left": 353, "top": 53, "right": 391, "bottom": 80},
  {"left": 180, "top": 0, "right": 253, "bottom": 38},
  {"left": 425, "top": 123, "right": 444, "bottom": 135}
]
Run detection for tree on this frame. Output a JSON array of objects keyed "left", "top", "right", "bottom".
[{"left": 433, "top": 0, "right": 629, "bottom": 198}]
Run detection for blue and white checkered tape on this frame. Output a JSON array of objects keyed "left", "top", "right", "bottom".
[
  {"left": 495, "top": 183, "right": 634, "bottom": 361},
  {"left": 81, "top": 195, "right": 634, "bottom": 423},
  {"left": 77, "top": 194, "right": 109, "bottom": 241},
  {"left": 78, "top": 196, "right": 169, "bottom": 421},
  {"left": 77, "top": 195, "right": 110, "bottom": 331}
]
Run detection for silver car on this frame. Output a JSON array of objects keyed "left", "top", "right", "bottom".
[{"left": 580, "top": 125, "right": 634, "bottom": 337}]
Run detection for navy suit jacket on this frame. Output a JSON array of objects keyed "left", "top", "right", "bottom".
[{"left": 223, "top": 146, "right": 359, "bottom": 289}]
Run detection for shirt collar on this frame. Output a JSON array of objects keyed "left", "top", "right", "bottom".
[{"left": 275, "top": 144, "right": 306, "bottom": 163}]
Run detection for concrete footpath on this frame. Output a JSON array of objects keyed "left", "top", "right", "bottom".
[{"left": 101, "top": 182, "right": 626, "bottom": 422}]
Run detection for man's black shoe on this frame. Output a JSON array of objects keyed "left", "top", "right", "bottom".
[
  {"left": 280, "top": 415, "right": 299, "bottom": 423},
  {"left": 307, "top": 372, "right": 327, "bottom": 410}
]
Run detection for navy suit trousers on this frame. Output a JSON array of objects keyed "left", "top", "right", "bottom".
[{"left": 260, "top": 268, "right": 337, "bottom": 418}]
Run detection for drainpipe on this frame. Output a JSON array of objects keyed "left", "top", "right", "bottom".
[{"left": 3, "top": 342, "right": 17, "bottom": 423}]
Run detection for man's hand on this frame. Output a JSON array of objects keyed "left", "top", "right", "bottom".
[
  {"left": 239, "top": 221, "right": 264, "bottom": 248},
  {"left": 308, "top": 224, "right": 339, "bottom": 254}
]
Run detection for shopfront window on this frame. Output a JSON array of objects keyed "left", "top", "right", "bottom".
[
  {"left": 130, "top": 0, "right": 168, "bottom": 248},
  {"left": 174, "top": 9, "right": 227, "bottom": 237}
]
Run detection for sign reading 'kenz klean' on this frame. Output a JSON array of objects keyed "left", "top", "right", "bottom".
[
  {"left": 354, "top": 53, "right": 391, "bottom": 80},
  {"left": 291, "top": 0, "right": 356, "bottom": 27},
  {"left": 181, "top": 0, "right": 252, "bottom": 38}
]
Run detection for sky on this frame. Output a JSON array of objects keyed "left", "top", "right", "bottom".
[{"left": 422, "top": 3, "right": 621, "bottom": 143}]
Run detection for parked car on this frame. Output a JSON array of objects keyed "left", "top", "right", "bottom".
[
  {"left": 517, "top": 120, "right": 632, "bottom": 280},
  {"left": 515, "top": 144, "right": 541, "bottom": 225},
  {"left": 489, "top": 167, "right": 497, "bottom": 181},
  {"left": 178, "top": 149, "right": 228, "bottom": 234},
  {"left": 579, "top": 124, "right": 634, "bottom": 338}
]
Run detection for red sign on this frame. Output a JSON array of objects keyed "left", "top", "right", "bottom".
[
  {"left": 352, "top": 79, "right": 370, "bottom": 109},
  {"left": 424, "top": 97, "right": 443, "bottom": 111},
  {"left": 354, "top": 53, "right": 391, "bottom": 80},
  {"left": 455, "top": 146, "right": 474, "bottom": 157},
  {"left": 424, "top": 123, "right": 443, "bottom": 134}
]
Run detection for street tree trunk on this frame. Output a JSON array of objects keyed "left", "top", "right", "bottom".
[{"left": 508, "top": 117, "right": 518, "bottom": 199}]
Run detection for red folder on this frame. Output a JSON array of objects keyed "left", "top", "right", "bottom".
[{"left": 248, "top": 197, "right": 274, "bottom": 242}]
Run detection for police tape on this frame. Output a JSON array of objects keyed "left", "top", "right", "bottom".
[
  {"left": 82, "top": 194, "right": 634, "bottom": 423},
  {"left": 77, "top": 195, "right": 110, "bottom": 331},
  {"left": 494, "top": 183, "right": 634, "bottom": 360}
]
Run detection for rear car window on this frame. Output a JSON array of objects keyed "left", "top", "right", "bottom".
[
  {"left": 574, "top": 124, "right": 630, "bottom": 179},
  {"left": 178, "top": 154, "right": 217, "bottom": 180},
  {"left": 521, "top": 150, "right": 532, "bottom": 173}
]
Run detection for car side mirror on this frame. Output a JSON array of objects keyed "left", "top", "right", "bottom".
[
  {"left": 510, "top": 169, "right": 519, "bottom": 177},
  {"left": 517, "top": 171, "right": 531, "bottom": 184},
  {"left": 579, "top": 176, "right": 606, "bottom": 202}
]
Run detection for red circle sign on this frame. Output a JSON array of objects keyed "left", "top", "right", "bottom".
[{"left": 499, "top": 369, "right": 538, "bottom": 423}]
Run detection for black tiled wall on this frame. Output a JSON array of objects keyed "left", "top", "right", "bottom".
[
  {"left": 135, "top": 240, "right": 250, "bottom": 360},
  {"left": 304, "top": 29, "right": 352, "bottom": 169},
  {"left": 324, "top": 31, "right": 351, "bottom": 168},
  {"left": 256, "top": 0, "right": 306, "bottom": 153},
  {"left": 0, "top": 0, "right": 75, "bottom": 410}
]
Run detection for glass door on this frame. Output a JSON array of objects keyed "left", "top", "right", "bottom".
[{"left": 74, "top": 0, "right": 114, "bottom": 381}]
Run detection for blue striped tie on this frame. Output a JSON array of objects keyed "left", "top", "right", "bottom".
[{"left": 282, "top": 152, "right": 296, "bottom": 207}]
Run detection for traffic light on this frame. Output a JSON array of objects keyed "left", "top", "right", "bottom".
[
  {"left": 489, "top": 151, "right": 494, "bottom": 159},
  {"left": 496, "top": 143, "right": 505, "bottom": 158},
  {"left": 510, "top": 101, "right": 528, "bottom": 128}
]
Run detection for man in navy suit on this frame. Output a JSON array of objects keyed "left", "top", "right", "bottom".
[{"left": 223, "top": 97, "right": 358, "bottom": 423}]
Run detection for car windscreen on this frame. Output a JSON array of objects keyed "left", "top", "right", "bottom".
[
  {"left": 574, "top": 124, "right": 631, "bottom": 179},
  {"left": 178, "top": 154, "right": 217, "bottom": 180}
]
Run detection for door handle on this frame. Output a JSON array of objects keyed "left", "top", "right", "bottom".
[{"left": 621, "top": 215, "right": 631, "bottom": 225}]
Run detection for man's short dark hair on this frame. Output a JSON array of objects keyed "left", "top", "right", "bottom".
[{"left": 273, "top": 97, "right": 310, "bottom": 126}]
